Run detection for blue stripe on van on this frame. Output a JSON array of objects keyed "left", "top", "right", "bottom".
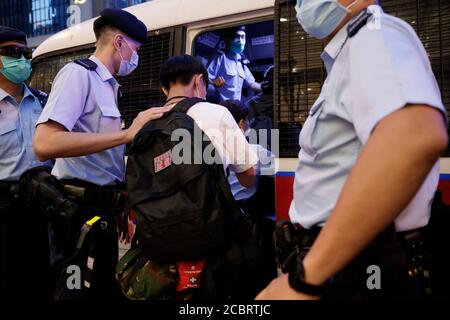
[{"left": 276, "top": 171, "right": 295, "bottom": 177}]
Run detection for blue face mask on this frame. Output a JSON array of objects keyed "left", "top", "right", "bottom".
[
  {"left": 117, "top": 39, "right": 139, "bottom": 76},
  {"left": 229, "top": 40, "right": 245, "bottom": 55},
  {"left": 296, "top": 0, "right": 362, "bottom": 39},
  {"left": 0, "top": 55, "right": 32, "bottom": 84}
]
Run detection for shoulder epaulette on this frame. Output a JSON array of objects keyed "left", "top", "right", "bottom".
[
  {"left": 348, "top": 8, "right": 373, "bottom": 38},
  {"left": 27, "top": 86, "right": 48, "bottom": 108},
  {"left": 74, "top": 58, "right": 97, "bottom": 71}
]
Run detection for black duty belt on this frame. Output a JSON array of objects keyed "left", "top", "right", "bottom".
[
  {"left": 0, "top": 181, "right": 21, "bottom": 214},
  {"left": 274, "top": 220, "right": 428, "bottom": 273},
  {"left": 61, "top": 180, "right": 126, "bottom": 209},
  {"left": 0, "top": 181, "right": 20, "bottom": 198},
  {"left": 299, "top": 224, "right": 427, "bottom": 249}
]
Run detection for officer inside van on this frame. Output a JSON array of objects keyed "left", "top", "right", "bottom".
[{"left": 207, "top": 26, "right": 262, "bottom": 102}]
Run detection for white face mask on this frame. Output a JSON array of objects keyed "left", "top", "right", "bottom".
[
  {"left": 296, "top": 0, "right": 362, "bottom": 39},
  {"left": 194, "top": 76, "right": 206, "bottom": 99},
  {"left": 117, "top": 38, "right": 139, "bottom": 76}
]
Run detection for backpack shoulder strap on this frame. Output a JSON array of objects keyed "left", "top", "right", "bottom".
[{"left": 172, "top": 97, "right": 206, "bottom": 114}]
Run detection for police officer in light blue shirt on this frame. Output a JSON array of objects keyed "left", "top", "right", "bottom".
[
  {"left": 33, "top": 9, "right": 171, "bottom": 299},
  {"left": 0, "top": 27, "right": 52, "bottom": 181},
  {"left": 0, "top": 26, "right": 52, "bottom": 299},
  {"left": 208, "top": 26, "right": 262, "bottom": 102},
  {"left": 34, "top": 9, "right": 163, "bottom": 186},
  {"left": 258, "top": 0, "right": 448, "bottom": 300}
]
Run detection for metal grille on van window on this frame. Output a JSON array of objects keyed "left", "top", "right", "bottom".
[
  {"left": 30, "top": 31, "right": 173, "bottom": 131},
  {"left": 117, "top": 31, "right": 174, "bottom": 129},
  {"left": 30, "top": 49, "right": 93, "bottom": 94},
  {"left": 275, "top": 0, "right": 450, "bottom": 157},
  {"left": 275, "top": 0, "right": 326, "bottom": 157}
]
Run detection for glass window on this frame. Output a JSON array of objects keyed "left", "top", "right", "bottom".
[{"left": 193, "top": 20, "right": 274, "bottom": 107}]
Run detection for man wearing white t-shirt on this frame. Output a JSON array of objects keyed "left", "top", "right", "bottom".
[{"left": 159, "top": 55, "right": 258, "bottom": 186}]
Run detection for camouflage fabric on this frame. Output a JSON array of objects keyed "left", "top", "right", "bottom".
[{"left": 116, "top": 248, "right": 178, "bottom": 300}]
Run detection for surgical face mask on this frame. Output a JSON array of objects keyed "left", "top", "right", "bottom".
[
  {"left": 0, "top": 55, "right": 32, "bottom": 84},
  {"left": 194, "top": 80, "right": 206, "bottom": 99},
  {"left": 117, "top": 39, "right": 139, "bottom": 76},
  {"left": 240, "top": 120, "right": 251, "bottom": 136},
  {"left": 229, "top": 39, "right": 246, "bottom": 55},
  {"left": 296, "top": 0, "right": 362, "bottom": 39}
]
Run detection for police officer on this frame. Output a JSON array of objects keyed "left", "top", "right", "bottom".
[
  {"left": 0, "top": 26, "right": 53, "bottom": 298},
  {"left": 207, "top": 26, "right": 262, "bottom": 102},
  {"left": 257, "top": 0, "right": 448, "bottom": 299},
  {"left": 33, "top": 9, "right": 170, "bottom": 299}
]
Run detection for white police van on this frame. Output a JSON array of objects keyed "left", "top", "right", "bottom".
[{"left": 31, "top": 0, "right": 450, "bottom": 220}]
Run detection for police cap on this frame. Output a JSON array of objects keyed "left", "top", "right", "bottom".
[
  {"left": 94, "top": 8, "right": 147, "bottom": 44},
  {"left": 223, "top": 26, "right": 246, "bottom": 42},
  {"left": 0, "top": 26, "right": 27, "bottom": 45}
]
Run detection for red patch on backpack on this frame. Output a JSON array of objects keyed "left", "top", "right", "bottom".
[
  {"left": 176, "top": 260, "right": 206, "bottom": 291},
  {"left": 154, "top": 150, "right": 172, "bottom": 173}
]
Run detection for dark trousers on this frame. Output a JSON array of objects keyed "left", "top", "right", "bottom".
[
  {"left": 54, "top": 210, "right": 121, "bottom": 300},
  {"left": 321, "top": 192, "right": 450, "bottom": 300},
  {"left": 237, "top": 198, "right": 277, "bottom": 291},
  {"left": 322, "top": 229, "right": 414, "bottom": 300},
  {"left": 0, "top": 194, "right": 21, "bottom": 299},
  {"left": 291, "top": 225, "right": 431, "bottom": 300},
  {"left": 52, "top": 181, "right": 124, "bottom": 300},
  {"left": 0, "top": 189, "right": 53, "bottom": 300}
]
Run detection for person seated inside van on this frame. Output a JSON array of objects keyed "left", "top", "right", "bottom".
[
  {"left": 247, "top": 66, "right": 274, "bottom": 149},
  {"left": 219, "top": 99, "right": 277, "bottom": 287},
  {"left": 219, "top": 99, "right": 274, "bottom": 205}
]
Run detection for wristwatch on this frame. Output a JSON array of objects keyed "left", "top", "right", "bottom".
[{"left": 288, "top": 255, "right": 329, "bottom": 297}]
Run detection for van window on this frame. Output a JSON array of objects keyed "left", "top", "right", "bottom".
[
  {"left": 275, "top": 0, "right": 450, "bottom": 157},
  {"left": 193, "top": 20, "right": 274, "bottom": 107}
]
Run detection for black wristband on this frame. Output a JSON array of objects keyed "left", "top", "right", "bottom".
[{"left": 288, "top": 255, "right": 328, "bottom": 297}]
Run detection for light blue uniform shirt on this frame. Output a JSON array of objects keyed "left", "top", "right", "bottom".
[
  {"left": 0, "top": 85, "right": 52, "bottom": 181},
  {"left": 36, "top": 56, "right": 125, "bottom": 186},
  {"left": 207, "top": 50, "right": 256, "bottom": 101},
  {"left": 289, "top": 5, "right": 447, "bottom": 232},
  {"left": 228, "top": 143, "right": 274, "bottom": 201}
]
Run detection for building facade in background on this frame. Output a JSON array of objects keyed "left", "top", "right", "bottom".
[{"left": 0, "top": 0, "right": 151, "bottom": 47}]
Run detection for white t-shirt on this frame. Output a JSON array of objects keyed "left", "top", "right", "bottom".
[{"left": 186, "top": 102, "right": 259, "bottom": 173}]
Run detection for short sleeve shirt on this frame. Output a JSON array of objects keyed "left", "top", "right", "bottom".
[
  {"left": 0, "top": 86, "right": 52, "bottom": 181},
  {"left": 36, "top": 56, "right": 125, "bottom": 186},
  {"left": 207, "top": 51, "right": 256, "bottom": 101},
  {"left": 289, "top": 5, "right": 447, "bottom": 232}
]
